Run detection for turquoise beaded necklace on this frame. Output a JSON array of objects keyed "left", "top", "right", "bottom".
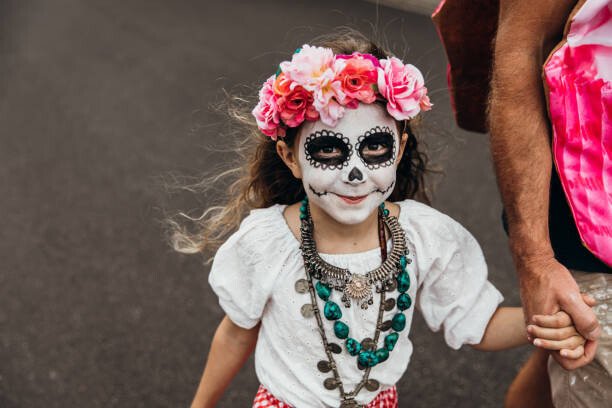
[{"left": 295, "top": 197, "right": 413, "bottom": 407}]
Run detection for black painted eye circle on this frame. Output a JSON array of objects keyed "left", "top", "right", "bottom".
[
  {"left": 304, "top": 131, "right": 352, "bottom": 169},
  {"left": 358, "top": 127, "right": 395, "bottom": 166}
]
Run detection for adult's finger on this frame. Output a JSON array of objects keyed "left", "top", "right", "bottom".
[
  {"left": 581, "top": 293, "right": 597, "bottom": 307},
  {"left": 559, "top": 292, "right": 600, "bottom": 340},
  {"left": 552, "top": 339, "right": 598, "bottom": 370}
]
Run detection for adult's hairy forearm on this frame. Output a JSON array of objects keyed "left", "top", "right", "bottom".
[
  {"left": 489, "top": 0, "right": 577, "bottom": 263},
  {"left": 489, "top": 51, "right": 553, "bottom": 259}
]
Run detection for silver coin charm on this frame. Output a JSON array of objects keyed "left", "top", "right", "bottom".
[
  {"left": 380, "top": 320, "right": 392, "bottom": 331},
  {"left": 317, "top": 360, "right": 332, "bottom": 373},
  {"left": 294, "top": 279, "right": 309, "bottom": 294},
  {"left": 365, "top": 379, "right": 380, "bottom": 392},
  {"left": 361, "top": 338, "right": 376, "bottom": 351},
  {"left": 328, "top": 342, "right": 342, "bottom": 354},
  {"left": 340, "top": 399, "right": 359, "bottom": 408},
  {"left": 300, "top": 303, "right": 315, "bottom": 318},
  {"left": 324, "top": 377, "right": 339, "bottom": 390}
]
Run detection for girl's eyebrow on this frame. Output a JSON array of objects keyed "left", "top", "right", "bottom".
[
  {"left": 359, "top": 125, "right": 394, "bottom": 137},
  {"left": 309, "top": 129, "right": 343, "bottom": 138}
]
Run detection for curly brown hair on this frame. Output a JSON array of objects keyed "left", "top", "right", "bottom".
[{"left": 167, "top": 29, "right": 430, "bottom": 255}]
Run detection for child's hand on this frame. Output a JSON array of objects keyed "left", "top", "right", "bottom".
[{"left": 527, "top": 294, "right": 597, "bottom": 360}]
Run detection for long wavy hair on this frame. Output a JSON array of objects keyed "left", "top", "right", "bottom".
[{"left": 166, "top": 29, "right": 431, "bottom": 255}]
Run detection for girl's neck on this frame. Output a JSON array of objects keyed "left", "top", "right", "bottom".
[{"left": 309, "top": 201, "right": 381, "bottom": 254}]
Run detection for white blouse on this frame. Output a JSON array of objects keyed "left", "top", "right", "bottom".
[{"left": 208, "top": 200, "right": 503, "bottom": 407}]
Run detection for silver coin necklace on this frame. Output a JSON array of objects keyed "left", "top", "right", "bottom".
[{"left": 294, "top": 197, "right": 413, "bottom": 408}]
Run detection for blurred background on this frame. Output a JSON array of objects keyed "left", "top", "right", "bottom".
[{"left": 0, "top": 0, "right": 530, "bottom": 407}]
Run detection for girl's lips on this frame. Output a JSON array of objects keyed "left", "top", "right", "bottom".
[{"left": 336, "top": 194, "right": 368, "bottom": 204}]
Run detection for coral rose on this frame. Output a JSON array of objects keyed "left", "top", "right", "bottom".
[
  {"left": 334, "top": 53, "right": 378, "bottom": 104},
  {"left": 274, "top": 74, "right": 319, "bottom": 127}
]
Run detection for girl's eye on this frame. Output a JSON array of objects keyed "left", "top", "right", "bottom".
[
  {"left": 365, "top": 143, "right": 384, "bottom": 152},
  {"left": 305, "top": 134, "right": 350, "bottom": 166},
  {"left": 321, "top": 146, "right": 338, "bottom": 155},
  {"left": 359, "top": 132, "right": 394, "bottom": 165}
]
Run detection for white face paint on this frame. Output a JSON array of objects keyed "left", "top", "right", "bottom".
[{"left": 297, "top": 103, "right": 400, "bottom": 225}]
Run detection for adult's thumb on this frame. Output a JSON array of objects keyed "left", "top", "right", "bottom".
[{"left": 561, "top": 294, "right": 600, "bottom": 340}]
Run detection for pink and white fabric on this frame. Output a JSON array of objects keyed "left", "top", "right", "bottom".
[
  {"left": 544, "top": 0, "right": 612, "bottom": 266},
  {"left": 252, "top": 384, "right": 399, "bottom": 408}
]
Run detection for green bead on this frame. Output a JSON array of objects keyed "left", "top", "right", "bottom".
[
  {"left": 375, "top": 348, "right": 389, "bottom": 363},
  {"left": 315, "top": 281, "right": 331, "bottom": 301},
  {"left": 299, "top": 213, "right": 307, "bottom": 220},
  {"left": 384, "top": 332, "right": 399, "bottom": 351},
  {"left": 345, "top": 338, "right": 362, "bottom": 356},
  {"left": 383, "top": 209, "right": 390, "bottom": 217},
  {"left": 396, "top": 270, "right": 410, "bottom": 293},
  {"left": 379, "top": 202, "right": 386, "bottom": 210},
  {"left": 300, "top": 204, "right": 307, "bottom": 214},
  {"left": 334, "top": 321, "right": 349, "bottom": 339},
  {"left": 358, "top": 350, "right": 379, "bottom": 368},
  {"left": 391, "top": 313, "right": 406, "bottom": 332},
  {"left": 399, "top": 255, "right": 407, "bottom": 269},
  {"left": 324, "top": 301, "right": 342, "bottom": 320},
  {"left": 397, "top": 293, "right": 412, "bottom": 311}
]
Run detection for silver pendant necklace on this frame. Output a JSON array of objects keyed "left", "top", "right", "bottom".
[{"left": 299, "top": 202, "right": 407, "bottom": 309}]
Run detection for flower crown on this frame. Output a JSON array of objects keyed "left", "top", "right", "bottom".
[{"left": 252, "top": 44, "right": 432, "bottom": 140}]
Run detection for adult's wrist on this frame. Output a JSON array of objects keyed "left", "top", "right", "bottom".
[{"left": 508, "top": 234, "right": 554, "bottom": 262}]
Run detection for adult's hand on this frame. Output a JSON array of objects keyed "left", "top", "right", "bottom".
[{"left": 518, "top": 254, "right": 600, "bottom": 370}]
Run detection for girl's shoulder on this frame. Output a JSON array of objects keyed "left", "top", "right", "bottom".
[
  {"left": 217, "top": 204, "right": 298, "bottom": 258},
  {"left": 393, "top": 199, "right": 477, "bottom": 247},
  {"left": 394, "top": 199, "right": 460, "bottom": 229}
]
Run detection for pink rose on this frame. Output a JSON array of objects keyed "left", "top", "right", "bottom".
[
  {"left": 280, "top": 45, "right": 335, "bottom": 91},
  {"left": 334, "top": 53, "right": 378, "bottom": 104},
  {"left": 377, "top": 57, "right": 432, "bottom": 120},
  {"left": 336, "top": 52, "right": 381, "bottom": 69},
  {"left": 252, "top": 75, "right": 284, "bottom": 139},
  {"left": 312, "top": 74, "right": 348, "bottom": 127}
]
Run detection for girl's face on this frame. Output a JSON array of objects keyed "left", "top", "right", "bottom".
[{"left": 295, "top": 103, "right": 402, "bottom": 225}]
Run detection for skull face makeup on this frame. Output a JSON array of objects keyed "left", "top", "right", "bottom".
[{"left": 297, "top": 103, "right": 400, "bottom": 225}]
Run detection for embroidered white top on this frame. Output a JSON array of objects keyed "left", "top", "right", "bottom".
[{"left": 208, "top": 200, "right": 503, "bottom": 408}]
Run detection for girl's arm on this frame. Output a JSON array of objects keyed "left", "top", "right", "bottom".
[
  {"left": 472, "top": 295, "right": 595, "bottom": 353},
  {"left": 471, "top": 307, "right": 528, "bottom": 351},
  {"left": 191, "top": 316, "right": 260, "bottom": 408}
]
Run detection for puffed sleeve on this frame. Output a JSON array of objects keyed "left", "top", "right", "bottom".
[
  {"left": 400, "top": 201, "right": 504, "bottom": 350},
  {"left": 208, "top": 207, "right": 285, "bottom": 329}
]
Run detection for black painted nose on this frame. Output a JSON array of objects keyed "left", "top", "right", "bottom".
[{"left": 348, "top": 167, "right": 363, "bottom": 182}]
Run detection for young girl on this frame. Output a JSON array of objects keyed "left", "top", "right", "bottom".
[{"left": 175, "top": 32, "right": 590, "bottom": 408}]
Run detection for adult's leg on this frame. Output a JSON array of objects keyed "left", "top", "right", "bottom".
[
  {"left": 548, "top": 271, "right": 611, "bottom": 407},
  {"left": 504, "top": 348, "right": 553, "bottom": 408}
]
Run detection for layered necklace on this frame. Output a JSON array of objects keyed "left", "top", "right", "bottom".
[{"left": 295, "top": 197, "right": 412, "bottom": 408}]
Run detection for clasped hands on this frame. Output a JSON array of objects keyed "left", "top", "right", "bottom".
[{"left": 519, "top": 256, "right": 601, "bottom": 370}]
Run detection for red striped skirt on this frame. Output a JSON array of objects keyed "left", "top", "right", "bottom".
[{"left": 253, "top": 384, "right": 398, "bottom": 407}]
